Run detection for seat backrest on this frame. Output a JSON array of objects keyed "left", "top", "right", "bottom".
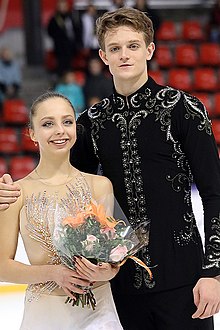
[
  {"left": 213, "top": 93, "right": 220, "bottom": 116},
  {"left": 3, "top": 99, "right": 28, "bottom": 124},
  {"left": 9, "top": 156, "right": 36, "bottom": 180},
  {"left": 154, "top": 45, "right": 173, "bottom": 68},
  {"left": 211, "top": 119, "right": 220, "bottom": 144},
  {"left": 149, "top": 70, "right": 167, "bottom": 86},
  {"left": 0, "top": 157, "right": 8, "bottom": 176},
  {"left": 175, "top": 44, "right": 198, "bottom": 67},
  {"left": 156, "top": 21, "right": 179, "bottom": 41},
  {"left": 0, "top": 128, "right": 19, "bottom": 153},
  {"left": 193, "top": 68, "right": 218, "bottom": 91},
  {"left": 167, "top": 68, "right": 192, "bottom": 92},
  {"left": 20, "top": 128, "right": 39, "bottom": 152},
  {"left": 182, "top": 20, "right": 204, "bottom": 41},
  {"left": 44, "top": 50, "right": 57, "bottom": 72},
  {"left": 199, "top": 43, "right": 220, "bottom": 66}
]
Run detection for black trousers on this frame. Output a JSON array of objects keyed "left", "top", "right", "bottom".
[{"left": 112, "top": 285, "right": 214, "bottom": 330}]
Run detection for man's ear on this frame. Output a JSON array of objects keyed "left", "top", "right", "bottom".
[
  {"left": 99, "top": 49, "right": 108, "bottom": 65},
  {"left": 146, "top": 42, "right": 155, "bottom": 61}
]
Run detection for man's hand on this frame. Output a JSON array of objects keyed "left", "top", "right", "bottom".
[
  {"left": 192, "top": 277, "right": 220, "bottom": 319},
  {"left": 0, "top": 174, "right": 20, "bottom": 211}
]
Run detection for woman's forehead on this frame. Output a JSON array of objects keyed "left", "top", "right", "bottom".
[{"left": 35, "top": 98, "right": 73, "bottom": 115}]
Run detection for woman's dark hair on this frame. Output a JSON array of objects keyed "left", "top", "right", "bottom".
[{"left": 29, "top": 91, "right": 76, "bottom": 128}]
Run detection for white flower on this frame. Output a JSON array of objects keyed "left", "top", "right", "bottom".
[
  {"left": 109, "top": 244, "right": 128, "bottom": 262},
  {"left": 82, "top": 235, "right": 99, "bottom": 252}
]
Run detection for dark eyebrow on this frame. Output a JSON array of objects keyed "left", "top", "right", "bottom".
[
  {"left": 127, "top": 40, "right": 141, "bottom": 43},
  {"left": 107, "top": 39, "right": 141, "bottom": 47},
  {"left": 40, "top": 115, "right": 74, "bottom": 122}
]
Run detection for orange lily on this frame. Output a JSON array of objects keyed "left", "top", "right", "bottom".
[
  {"left": 89, "top": 201, "right": 124, "bottom": 229},
  {"left": 62, "top": 201, "right": 125, "bottom": 229},
  {"left": 62, "top": 212, "right": 85, "bottom": 228}
]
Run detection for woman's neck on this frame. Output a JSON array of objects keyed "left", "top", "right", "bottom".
[{"left": 34, "top": 158, "right": 77, "bottom": 185}]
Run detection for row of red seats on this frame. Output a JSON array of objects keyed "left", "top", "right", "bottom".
[
  {"left": 149, "top": 68, "right": 220, "bottom": 93},
  {"left": 46, "top": 42, "right": 219, "bottom": 74},
  {"left": 1, "top": 95, "right": 220, "bottom": 148},
  {"left": 45, "top": 49, "right": 88, "bottom": 73},
  {"left": 156, "top": 20, "right": 206, "bottom": 42},
  {"left": 154, "top": 43, "right": 220, "bottom": 68},
  {"left": 1, "top": 73, "right": 220, "bottom": 128},
  {"left": 0, "top": 156, "right": 37, "bottom": 180}
]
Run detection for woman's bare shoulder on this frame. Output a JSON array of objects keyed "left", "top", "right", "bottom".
[
  {"left": 15, "top": 172, "right": 35, "bottom": 188},
  {"left": 82, "top": 172, "right": 112, "bottom": 186},
  {"left": 81, "top": 172, "right": 113, "bottom": 198}
]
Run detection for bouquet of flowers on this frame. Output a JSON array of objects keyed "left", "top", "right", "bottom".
[{"left": 52, "top": 197, "right": 152, "bottom": 309}]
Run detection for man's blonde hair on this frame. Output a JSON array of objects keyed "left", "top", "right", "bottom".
[{"left": 96, "top": 7, "right": 154, "bottom": 51}]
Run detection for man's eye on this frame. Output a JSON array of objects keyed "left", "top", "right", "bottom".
[
  {"left": 110, "top": 47, "right": 119, "bottom": 52},
  {"left": 129, "top": 44, "right": 139, "bottom": 49}
]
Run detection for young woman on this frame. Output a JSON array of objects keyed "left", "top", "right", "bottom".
[{"left": 0, "top": 91, "right": 123, "bottom": 330}]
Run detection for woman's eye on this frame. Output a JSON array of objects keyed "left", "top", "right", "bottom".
[
  {"left": 64, "top": 120, "right": 73, "bottom": 125},
  {"left": 42, "top": 122, "right": 53, "bottom": 127}
]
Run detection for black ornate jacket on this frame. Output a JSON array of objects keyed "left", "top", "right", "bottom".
[{"left": 71, "top": 77, "right": 220, "bottom": 294}]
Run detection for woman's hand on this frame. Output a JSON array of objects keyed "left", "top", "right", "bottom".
[
  {"left": 74, "top": 257, "right": 120, "bottom": 282},
  {"left": 52, "top": 264, "right": 91, "bottom": 299}
]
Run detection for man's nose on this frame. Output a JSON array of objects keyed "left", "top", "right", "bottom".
[{"left": 120, "top": 47, "right": 129, "bottom": 60}]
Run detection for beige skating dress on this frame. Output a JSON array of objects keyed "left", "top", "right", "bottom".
[{"left": 19, "top": 172, "right": 123, "bottom": 330}]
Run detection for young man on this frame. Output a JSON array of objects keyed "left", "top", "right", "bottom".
[{"left": 1, "top": 8, "right": 220, "bottom": 330}]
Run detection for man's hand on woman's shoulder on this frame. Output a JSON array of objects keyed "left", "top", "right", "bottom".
[{"left": 0, "top": 174, "right": 21, "bottom": 211}]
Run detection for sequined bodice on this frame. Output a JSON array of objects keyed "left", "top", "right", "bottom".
[{"left": 20, "top": 173, "right": 91, "bottom": 267}]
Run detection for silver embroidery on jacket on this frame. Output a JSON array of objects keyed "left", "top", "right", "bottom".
[
  {"left": 87, "top": 86, "right": 216, "bottom": 287},
  {"left": 203, "top": 213, "right": 220, "bottom": 269},
  {"left": 184, "top": 94, "right": 212, "bottom": 135},
  {"left": 171, "top": 92, "right": 212, "bottom": 246},
  {"left": 88, "top": 87, "right": 181, "bottom": 288}
]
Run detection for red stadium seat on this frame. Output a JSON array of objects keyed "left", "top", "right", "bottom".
[
  {"left": 72, "top": 50, "right": 88, "bottom": 70},
  {"left": 0, "top": 158, "right": 8, "bottom": 176},
  {"left": 211, "top": 119, "right": 220, "bottom": 144},
  {"left": 149, "top": 70, "right": 166, "bottom": 86},
  {"left": 199, "top": 43, "right": 220, "bottom": 66},
  {"left": 154, "top": 45, "right": 173, "bottom": 68},
  {"left": 156, "top": 21, "right": 179, "bottom": 41},
  {"left": 2, "top": 99, "right": 28, "bottom": 124},
  {"left": 9, "top": 156, "right": 36, "bottom": 180},
  {"left": 167, "top": 69, "right": 192, "bottom": 92},
  {"left": 192, "top": 93, "right": 213, "bottom": 116},
  {"left": 193, "top": 68, "right": 218, "bottom": 91},
  {"left": 213, "top": 93, "right": 220, "bottom": 116},
  {"left": 44, "top": 49, "right": 57, "bottom": 72},
  {"left": 175, "top": 44, "right": 198, "bottom": 67},
  {"left": 0, "top": 128, "right": 19, "bottom": 153},
  {"left": 20, "top": 128, "right": 39, "bottom": 153},
  {"left": 74, "top": 70, "right": 86, "bottom": 86},
  {"left": 182, "top": 21, "right": 204, "bottom": 41}
]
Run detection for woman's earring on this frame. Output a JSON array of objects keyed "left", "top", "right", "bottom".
[{"left": 34, "top": 141, "right": 38, "bottom": 146}]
